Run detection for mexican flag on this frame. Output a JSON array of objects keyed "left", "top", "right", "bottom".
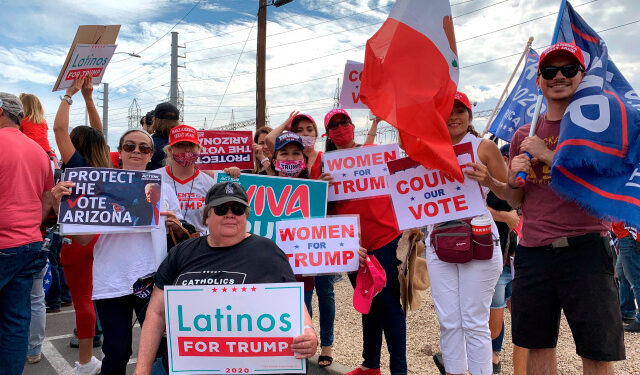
[{"left": 360, "top": 0, "right": 462, "bottom": 181}]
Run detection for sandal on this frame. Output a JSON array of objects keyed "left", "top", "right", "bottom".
[{"left": 318, "top": 355, "right": 333, "bottom": 368}]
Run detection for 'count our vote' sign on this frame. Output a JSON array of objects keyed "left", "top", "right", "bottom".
[
  {"left": 323, "top": 144, "right": 400, "bottom": 201},
  {"left": 164, "top": 283, "right": 305, "bottom": 374},
  {"left": 386, "top": 142, "right": 486, "bottom": 229}
]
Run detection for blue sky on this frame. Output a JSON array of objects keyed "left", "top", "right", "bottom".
[{"left": 1, "top": 0, "right": 638, "bottom": 151}]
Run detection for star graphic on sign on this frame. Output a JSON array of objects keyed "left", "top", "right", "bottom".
[
  {"left": 410, "top": 197, "right": 415, "bottom": 201},
  {"left": 251, "top": 286, "right": 257, "bottom": 292},
  {"left": 294, "top": 245, "right": 299, "bottom": 249},
  {"left": 212, "top": 288, "right": 217, "bottom": 293},
  {"left": 241, "top": 287, "right": 247, "bottom": 292},
  {"left": 383, "top": 167, "right": 387, "bottom": 171},
  {"left": 342, "top": 173, "right": 347, "bottom": 177},
  {"left": 456, "top": 186, "right": 461, "bottom": 191},
  {"left": 222, "top": 287, "right": 227, "bottom": 292},
  {"left": 339, "top": 242, "right": 344, "bottom": 247},
  {"left": 232, "top": 287, "right": 237, "bottom": 292},
  {"left": 44, "top": 279, "right": 50, "bottom": 285},
  {"left": 508, "top": 127, "right": 514, "bottom": 132}
]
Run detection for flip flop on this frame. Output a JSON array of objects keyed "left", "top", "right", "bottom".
[{"left": 318, "top": 355, "right": 333, "bottom": 368}]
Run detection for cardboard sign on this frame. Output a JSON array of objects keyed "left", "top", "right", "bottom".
[
  {"left": 165, "top": 283, "right": 305, "bottom": 374},
  {"left": 323, "top": 144, "right": 400, "bottom": 201},
  {"left": 216, "top": 173, "right": 328, "bottom": 241},
  {"left": 197, "top": 130, "right": 254, "bottom": 170},
  {"left": 53, "top": 25, "right": 120, "bottom": 92},
  {"left": 386, "top": 142, "right": 486, "bottom": 229},
  {"left": 339, "top": 60, "right": 368, "bottom": 109},
  {"left": 56, "top": 44, "right": 117, "bottom": 91},
  {"left": 276, "top": 216, "right": 360, "bottom": 275},
  {"left": 58, "top": 168, "right": 162, "bottom": 229}
]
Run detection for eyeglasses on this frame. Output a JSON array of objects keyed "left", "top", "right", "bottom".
[
  {"left": 328, "top": 118, "right": 352, "bottom": 129},
  {"left": 212, "top": 203, "right": 247, "bottom": 216},
  {"left": 538, "top": 64, "right": 583, "bottom": 80},
  {"left": 122, "top": 142, "right": 153, "bottom": 154}
]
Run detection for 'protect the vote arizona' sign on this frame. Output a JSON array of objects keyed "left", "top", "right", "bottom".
[
  {"left": 386, "top": 142, "right": 486, "bottom": 229},
  {"left": 323, "top": 144, "right": 400, "bottom": 201},
  {"left": 164, "top": 283, "right": 305, "bottom": 374},
  {"left": 276, "top": 216, "right": 360, "bottom": 275},
  {"left": 197, "top": 130, "right": 254, "bottom": 170}
]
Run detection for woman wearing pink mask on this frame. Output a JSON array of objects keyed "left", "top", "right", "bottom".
[
  {"left": 154, "top": 124, "right": 239, "bottom": 235},
  {"left": 321, "top": 109, "right": 405, "bottom": 375}
]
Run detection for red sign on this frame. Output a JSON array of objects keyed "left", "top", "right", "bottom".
[{"left": 196, "top": 130, "right": 254, "bottom": 170}]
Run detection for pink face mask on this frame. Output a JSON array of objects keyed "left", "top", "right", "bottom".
[
  {"left": 300, "top": 135, "right": 317, "bottom": 151},
  {"left": 172, "top": 152, "right": 199, "bottom": 168},
  {"left": 274, "top": 160, "right": 306, "bottom": 177}
]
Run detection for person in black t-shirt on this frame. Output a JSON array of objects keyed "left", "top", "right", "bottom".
[{"left": 134, "top": 182, "right": 318, "bottom": 375}]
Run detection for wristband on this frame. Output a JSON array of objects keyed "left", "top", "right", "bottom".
[
  {"left": 303, "top": 324, "right": 315, "bottom": 331},
  {"left": 260, "top": 157, "right": 269, "bottom": 164}
]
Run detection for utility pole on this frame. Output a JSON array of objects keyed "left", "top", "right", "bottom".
[
  {"left": 256, "top": 0, "right": 267, "bottom": 130},
  {"left": 170, "top": 32, "right": 185, "bottom": 107},
  {"left": 103, "top": 83, "right": 109, "bottom": 144}
]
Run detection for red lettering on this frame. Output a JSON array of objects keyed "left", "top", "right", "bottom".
[
  {"left": 295, "top": 253, "right": 308, "bottom": 267},
  {"left": 328, "top": 225, "right": 340, "bottom": 238},
  {"left": 356, "top": 154, "right": 371, "bottom": 167},
  {"left": 343, "top": 180, "right": 355, "bottom": 193},
  {"left": 325, "top": 251, "right": 340, "bottom": 266},
  {"left": 297, "top": 227, "right": 310, "bottom": 240},
  {"left": 383, "top": 151, "right": 397, "bottom": 162},
  {"left": 425, "top": 202, "right": 438, "bottom": 217},
  {"left": 371, "top": 152, "right": 382, "bottom": 165},
  {"left": 285, "top": 185, "right": 310, "bottom": 218},
  {"left": 348, "top": 70, "right": 359, "bottom": 82},
  {"left": 410, "top": 177, "right": 424, "bottom": 191},
  {"left": 342, "top": 250, "right": 354, "bottom": 264},
  {"left": 309, "top": 252, "right": 322, "bottom": 266},
  {"left": 266, "top": 186, "right": 291, "bottom": 216},
  {"left": 437, "top": 197, "right": 452, "bottom": 214},
  {"left": 279, "top": 228, "right": 296, "bottom": 242},
  {"left": 453, "top": 195, "right": 468, "bottom": 211},
  {"left": 397, "top": 180, "right": 409, "bottom": 194},
  {"left": 408, "top": 204, "right": 422, "bottom": 219},
  {"left": 343, "top": 157, "right": 355, "bottom": 169},
  {"left": 342, "top": 224, "right": 354, "bottom": 238},
  {"left": 311, "top": 226, "right": 327, "bottom": 239},
  {"left": 439, "top": 171, "right": 455, "bottom": 184},
  {"left": 369, "top": 175, "right": 385, "bottom": 190},
  {"left": 351, "top": 92, "right": 360, "bottom": 104},
  {"left": 326, "top": 158, "right": 342, "bottom": 171}
]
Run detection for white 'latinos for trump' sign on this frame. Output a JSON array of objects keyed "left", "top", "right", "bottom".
[
  {"left": 164, "top": 283, "right": 305, "bottom": 374},
  {"left": 276, "top": 216, "right": 360, "bottom": 275}
]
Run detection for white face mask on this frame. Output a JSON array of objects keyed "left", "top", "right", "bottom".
[{"left": 299, "top": 135, "right": 317, "bottom": 151}]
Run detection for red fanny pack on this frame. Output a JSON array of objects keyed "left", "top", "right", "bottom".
[{"left": 430, "top": 219, "right": 495, "bottom": 263}]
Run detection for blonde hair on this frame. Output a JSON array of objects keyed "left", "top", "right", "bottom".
[{"left": 19, "top": 93, "right": 45, "bottom": 124}]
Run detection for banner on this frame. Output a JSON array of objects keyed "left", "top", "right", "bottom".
[
  {"left": 386, "top": 142, "right": 485, "bottom": 229},
  {"left": 550, "top": 1, "right": 640, "bottom": 226},
  {"left": 58, "top": 168, "right": 162, "bottom": 229},
  {"left": 339, "top": 60, "right": 368, "bottom": 109},
  {"left": 216, "top": 173, "right": 328, "bottom": 241},
  {"left": 487, "top": 49, "right": 547, "bottom": 142},
  {"left": 196, "top": 130, "right": 254, "bottom": 170},
  {"left": 276, "top": 216, "right": 360, "bottom": 275},
  {"left": 323, "top": 144, "right": 400, "bottom": 201},
  {"left": 56, "top": 44, "right": 117, "bottom": 91},
  {"left": 164, "top": 283, "right": 305, "bottom": 374}
]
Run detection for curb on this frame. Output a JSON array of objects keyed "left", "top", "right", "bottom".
[{"left": 308, "top": 355, "right": 351, "bottom": 375}]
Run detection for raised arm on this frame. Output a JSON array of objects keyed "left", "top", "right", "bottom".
[
  {"left": 364, "top": 117, "right": 380, "bottom": 145},
  {"left": 80, "top": 75, "right": 103, "bottom": 132},
  {"left": 54, "top": 78, "right": 84, "bottom": 164},
  {"left": 264, "top": 111, "right": 298, "bottom": 151}
]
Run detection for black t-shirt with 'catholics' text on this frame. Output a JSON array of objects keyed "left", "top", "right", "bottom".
[{"left": 154, "top": 234, "right": 296, "bottom": 289}]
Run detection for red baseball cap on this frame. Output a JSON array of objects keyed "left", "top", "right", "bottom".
[
  {"left": 324, "top": 108, "right": 351, "bottom": 129},
  {"left": 353, "top": 254, "right": 387, "bottom": 314},
  {"left": 169, "top": 124, "right": 199, "bottom": 146},
  {"left": 454, "top": 91, "right": 472, "bottom": 111},
  {"left": 539, "top": 42, "right": 586, "bottom": 71}
]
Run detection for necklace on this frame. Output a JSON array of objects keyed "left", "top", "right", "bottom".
[{"left": 170, "top": 166, "right": 196, "bottom": 221}]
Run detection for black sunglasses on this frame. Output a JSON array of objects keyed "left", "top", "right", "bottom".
[
  {"left": 122, "top": 142, "right": 153, "bottom": 154},
  {"left": 328, "top": 118, "right": 352, "bottom": 129},
  {"left": 212, "top": 203, "right": 247, "bottom": 216},
  {"left": 538, "top": 64, "right": 583, "bottom": 80}
]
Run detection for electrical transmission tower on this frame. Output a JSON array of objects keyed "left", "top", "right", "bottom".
[
  {"left": 127, "top": 99, "right": 141, "bottom": 129},
  {"left": 333, "top": 78, "right": 341, "bottom": 109}
]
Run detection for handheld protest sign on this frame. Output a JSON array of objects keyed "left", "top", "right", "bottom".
[
  {"left": 386, "top": 142, "right": 486, "bottom": 229},
  {"left": 197, "top": 130, "right": 254, "bottom": 170},
  {"left": 276, "top": 216, "right": 360, "bottom": 275},
  {"left": 216, "top": 173, "right": 328, "bottom": 241},
  {"left": 323, "top": 143, "right": 400, "bottom": 201},
  {"left": 339, "top": 60, "right": 368, "bottom": 109},
  {"left": 53, "top": 25, "right": 120, "bottom": 92},
  {"left": 58, "top": 168, "right": 162, "bottom": 233},
  {"left": 164, "top": 283, "right": 306, "bottom": 374}
]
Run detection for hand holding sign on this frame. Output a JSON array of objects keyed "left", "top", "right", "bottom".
[
  {"left": 464, "top": 162, "right": 492, "bottom": 187},
  {"left": 51, "top": 181, "right": 75, "bottom": 215},
  {"left": 290, "top": 327, "right": 317, "bottom": 359}
]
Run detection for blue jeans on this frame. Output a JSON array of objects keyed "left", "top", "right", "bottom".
[
  {"left": 28, "top": 265, "right": 47, "bottom": 357},
  {"left": 349, "top": 236, "right": 406, "bottom": 375},
  {"left": 0, "top": 242, "right": 47, "bottom": 375},
  {"left": 491, "top": 265, "right": 513, "bottom": 309},
  {"left": 618, "top": 236, "right": 640, "bottom": 321}
]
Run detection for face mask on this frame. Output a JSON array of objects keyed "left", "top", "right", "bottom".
[
  {"left": 172, "top": 152, "right": 199, "bottom": 168},
  {"left": 300, "top": 135, "right": 317, "bottom": 151},
  {"left": 274, "top": 160, "right": 306, "bottom": 177},
  {"left": 328, "top": 125, "right": 354, "bottom": 147}
]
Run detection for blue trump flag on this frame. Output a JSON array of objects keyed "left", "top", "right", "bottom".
[
  {"left": 488, "top": 49, "right": 547, "bottom": 142},
  {"left": 550, "top": 1, "right": 640, "bottom": 226}
]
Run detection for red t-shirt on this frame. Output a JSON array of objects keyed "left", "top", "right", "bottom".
[
  {"left": 0, "top": 128, "right": 54, "bottom": 248},
  {"left": 20, "top": 117, "right": 52, "bottom": 155},
  {"left": 309, "top": 151, "right": 323, "bottom": 180},
  {"left": 510, "top": 115, "right": 608, "bottom": 247}
]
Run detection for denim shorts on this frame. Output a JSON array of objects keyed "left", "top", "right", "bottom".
[{"left": 490, "top": 265, "right": 512, "bottom": 309}]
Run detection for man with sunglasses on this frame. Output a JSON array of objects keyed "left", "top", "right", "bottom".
[
  {"left": 0, "top": 92, "right": 54, "bottom": 373},
  {"left": 134, "top": 182, "right": 318, "bottom": 375},
  {"left": 505, "top": 43, "right": 625, "bottom": 374}
]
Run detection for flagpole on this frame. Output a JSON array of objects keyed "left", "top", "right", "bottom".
[
  {"left": 480, "top": 37, "right": 534, "bottom": 138},
  {"left": 515, "top": 0, "right": 567, "bottom": 186}
]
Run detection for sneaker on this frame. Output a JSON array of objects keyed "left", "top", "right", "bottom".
[
  {"left": 26, "top": 354, "right": 42, "bottom": 364},
  {"left": 432, "top": 352, "right": 446, "bottom": 375},
  {"left": 61, "top": 301, "right": 73, "bottom": 307},
  {"left": 623, "top": 319, "right": 640, "bottom": 332},
  {"left": 46, "top": 307, "right": 61, "bottom": 313},
  {"left": 493, "top": 361, "right": 502, "bottom": 374},
  {"left": 622, "top": 316, "right": 637, "bottom": 324},
  {"left": 73, "top": 356, "right": 101, "bottom": 375}
]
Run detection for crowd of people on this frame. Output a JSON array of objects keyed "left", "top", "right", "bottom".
[{"left": 0, "top": 42, "right": 635, "bottom": 375}]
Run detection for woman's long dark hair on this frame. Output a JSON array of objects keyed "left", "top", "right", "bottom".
[{"left": 69, "top": 126, "right": 111, "bottom": 168}]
